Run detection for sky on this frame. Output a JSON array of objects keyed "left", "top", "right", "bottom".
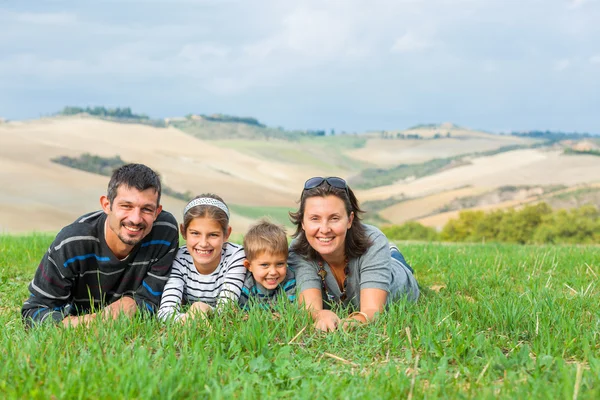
[{"left": 1, "top": 0, "right": 599, "bottom": 134}]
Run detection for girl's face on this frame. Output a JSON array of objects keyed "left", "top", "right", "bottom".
[
  {"left": 182, "top": 217, "right": 231, "bottom": 274},
  {"left": 301, "top": 195, "right": 353, "bottom": 261}
]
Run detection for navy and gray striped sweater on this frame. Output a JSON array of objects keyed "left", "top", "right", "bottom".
[{"left": 21, "top": 210, "right": 179, "bottom": 327}]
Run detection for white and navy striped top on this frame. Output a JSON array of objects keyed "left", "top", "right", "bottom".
[{"left": 157, "top": 242, "right": 246, "bottom": 321}]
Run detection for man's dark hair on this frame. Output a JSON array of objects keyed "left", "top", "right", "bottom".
[{"left": 107, "top": 163, "right": 162, "bottom": 206}]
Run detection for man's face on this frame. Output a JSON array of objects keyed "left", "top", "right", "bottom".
[{"left": 101, "top": 185, "right": 162, "bottom": 253}]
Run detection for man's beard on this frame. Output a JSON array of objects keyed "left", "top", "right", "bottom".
[{"left": 117, "top": 222, "right": 146, "bottom": 246}]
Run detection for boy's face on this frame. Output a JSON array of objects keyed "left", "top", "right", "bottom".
[{"left": 244, "top": 251, "right": 287, "bottom": 290}]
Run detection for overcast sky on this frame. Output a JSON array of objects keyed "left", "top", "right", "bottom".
[{"left": 1, "top": 0, "right": 599, "bottom": 133}]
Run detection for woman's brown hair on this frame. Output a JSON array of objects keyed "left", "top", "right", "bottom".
[{"left": 289, "top": 181, "right": 370, "bottom": 261}]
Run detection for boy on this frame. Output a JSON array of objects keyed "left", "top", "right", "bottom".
[{"left": 239, "top": 220, "right": 295, "bottom": 309}]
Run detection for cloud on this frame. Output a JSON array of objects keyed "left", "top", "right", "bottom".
[
  {"left": 483, "top": 60, "right": 500, "bottom": 73},
  {"left": 567, "top": 0, "right": 591, "bottom": 9},
  {"left": 243, "top": 5, "right": 368, "bottom": 61},
  {"left": 590, "top": 55, "right": 600, "bottom": 64},
  {"left": 390, "top": 32, "right": 434, "bottom": 53},
  {"left": 178, "top": 44, "right": 231, "bottom": 61},
  {"left": 554, "top": 58, "right": 571, "bottom": 71},
  {"left": 15, "top": 12, "right": 77, "bottom": 25}
]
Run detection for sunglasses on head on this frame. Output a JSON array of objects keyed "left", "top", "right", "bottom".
[{"left": 303, "top": 177, "right": 349, "bottom": 195}]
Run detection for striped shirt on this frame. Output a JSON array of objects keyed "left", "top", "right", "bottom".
[
  {"left": 21, "top": 210, "right": 179, "bottom": 327},
  {"left": 238, "top": 268, "right": 296, "bottom": 310},
  {"left": 157, "top": 242, "right": 246, "bottom": 321}
]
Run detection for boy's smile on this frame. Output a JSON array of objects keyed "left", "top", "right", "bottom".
[{"left": 244, "top": 251, "right": 288, "bottom": 290}]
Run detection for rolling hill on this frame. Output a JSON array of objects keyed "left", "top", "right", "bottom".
[{"left": 1, "top": 115, "right": 598, "bottom": 234}]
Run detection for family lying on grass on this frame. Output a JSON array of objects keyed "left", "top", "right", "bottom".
[{"left": 22, "top": 163, "right": 419, "bottom": 331}]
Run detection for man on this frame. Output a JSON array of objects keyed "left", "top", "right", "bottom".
[{"left": 22, "top": 163, "right": 179, "bottom": 327}]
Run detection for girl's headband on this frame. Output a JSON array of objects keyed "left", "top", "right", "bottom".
[{"left": 183, "top": 198, "right": 230, "bottom": 219}]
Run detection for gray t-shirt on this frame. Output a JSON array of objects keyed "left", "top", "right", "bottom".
[{"left": 288, "top": 224, "right": 419, "bottom": 309}]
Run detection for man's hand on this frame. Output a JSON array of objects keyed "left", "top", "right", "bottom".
[
  {"left": 61, "top": 313, "right": 95, "bottom": 328},
  {"left": 62, "top": 297, "right": 138, "bottom": 328},
  {"left": 102, "top": 297, "right": 138, "bottom": 319}
]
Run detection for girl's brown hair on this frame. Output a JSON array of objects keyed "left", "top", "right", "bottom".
[{"left": 182, "top": 193, "right": 229, "bottom": 234}]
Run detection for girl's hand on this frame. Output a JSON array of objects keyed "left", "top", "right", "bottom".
[
  {"left": 314, "top": 309, "right": 341, "bottom": 332},
  {"left": 180, "top": 302, "right": 212, "bottom": 323},
  {"left": 189, "top": 301, "right": 213, "bottom": 315}
]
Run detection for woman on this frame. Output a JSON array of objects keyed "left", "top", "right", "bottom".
[{"left": 288, "top": 177, "right": 419, "bottom": 331}]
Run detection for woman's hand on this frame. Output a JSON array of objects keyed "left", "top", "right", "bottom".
[
  {"left": 299, "top": 288, "right": 340, "bottom": 331},
  {"left": 314, "top": 309, "right": 341, "bottom": 332},
  {"left": 341, "top": 311, "right": 368, "bottom": 331}
]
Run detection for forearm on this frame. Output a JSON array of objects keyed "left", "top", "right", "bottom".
[
  {"left": 22, "top": 306, "right": 65, "bottom": 327},
  {"left": 355, "top": 288, "right": 388, "bottom": 322},
  {"left": 298, "top": 288, "right": 324, "bottom": 318}
]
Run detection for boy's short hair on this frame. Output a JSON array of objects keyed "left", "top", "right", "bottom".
[{"left": 243, "top": 219, "right": 288, "bottom": 261}]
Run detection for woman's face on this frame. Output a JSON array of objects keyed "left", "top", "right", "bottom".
[{"left": 302, "top": 195, "right": 354, "bottom": 261}]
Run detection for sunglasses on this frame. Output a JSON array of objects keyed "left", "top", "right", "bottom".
[{"left": 303, "top": 177, "right": 349, "bottom": 195}]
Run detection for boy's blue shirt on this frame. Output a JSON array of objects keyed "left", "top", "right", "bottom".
[{"left": 238, "top": 267, "right": 296, "bottom": 310}]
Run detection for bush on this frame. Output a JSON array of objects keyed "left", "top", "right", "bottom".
[
  {"left": 439, "top": 202, "right": 598, "bottom": 244},
  {"left": 382, "top": 221, "right": 439, "bottom": 241}
]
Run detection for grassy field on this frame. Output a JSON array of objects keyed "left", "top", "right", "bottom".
[
  {"left": 229, "top": 204, "right": 296, "bottom": 229},
  {"left": 212, "top": 138, "right": 371, "bottom": 172},
  {"left": 0, "top": 234, "right": 598, "bottom": 399}
]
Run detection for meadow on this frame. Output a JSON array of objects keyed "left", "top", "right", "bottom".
[{"left": 0, "top": 234, "right": 598, "bottom": 399}]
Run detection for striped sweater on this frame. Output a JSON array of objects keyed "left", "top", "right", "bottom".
[
  {"left": 157, "top": 242, "right": 246, "bottom": 321},
  {"left": 238, "top": 268, "right": 296, "bottom": 310},
  {"left": 21, "top": 210, "right": 179, "bottom": 327}
]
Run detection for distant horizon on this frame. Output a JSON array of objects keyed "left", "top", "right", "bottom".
[{"left": 4, "top": 106, "right": 599, "bottom": 136}]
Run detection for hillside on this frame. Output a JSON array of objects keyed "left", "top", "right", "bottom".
[{"left": 1, "top": 115, "right": 598, "bottom": 234}]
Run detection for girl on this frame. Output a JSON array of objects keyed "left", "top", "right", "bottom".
[
  {"left": 288, "top": 177, "right": 419, "bottom": 332},
  {"left": 158, "top": 194, "right": 246, "bottom": 323}
]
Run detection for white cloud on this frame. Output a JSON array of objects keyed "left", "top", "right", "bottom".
[
  {"left": 567, "top": 0, "right": 591, "bottom": 9},
  {"left": 590, "top": 55, "right": 600, "bottom": 64},
  {"left": 554, "top": 58, "right": 571, "bottom": 71},
  {"left": 390, "top": 32, "right": 434, "bottom": 53},
  {"left": 178, "top": 44, "right": 230, "bottom": 61},
  {"left": 483, "top": 60, "right": 500, "bottom": 73},
  {"left": 242, "top": 5, "right": 368, "bottom": 62},
  {"left": 16, "top": 12, "right": 77, "bottom": 25}
]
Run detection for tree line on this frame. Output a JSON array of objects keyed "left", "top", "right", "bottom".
[
  {"left": 382, "top": 202, "right": 600, "bottom": 244},
  {"left": 60, "top": 106, "right": 149, "bottom": 119}
]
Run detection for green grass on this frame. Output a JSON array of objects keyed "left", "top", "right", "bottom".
[
  {"left": 229, "top": 204, "right": 296, "bottom": 229},
  {"left": 212, "top": 138, "right": 371, "bottom": 172},
  {"left": 1, "top": 234, "right": 599, "bottom": 398}
]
